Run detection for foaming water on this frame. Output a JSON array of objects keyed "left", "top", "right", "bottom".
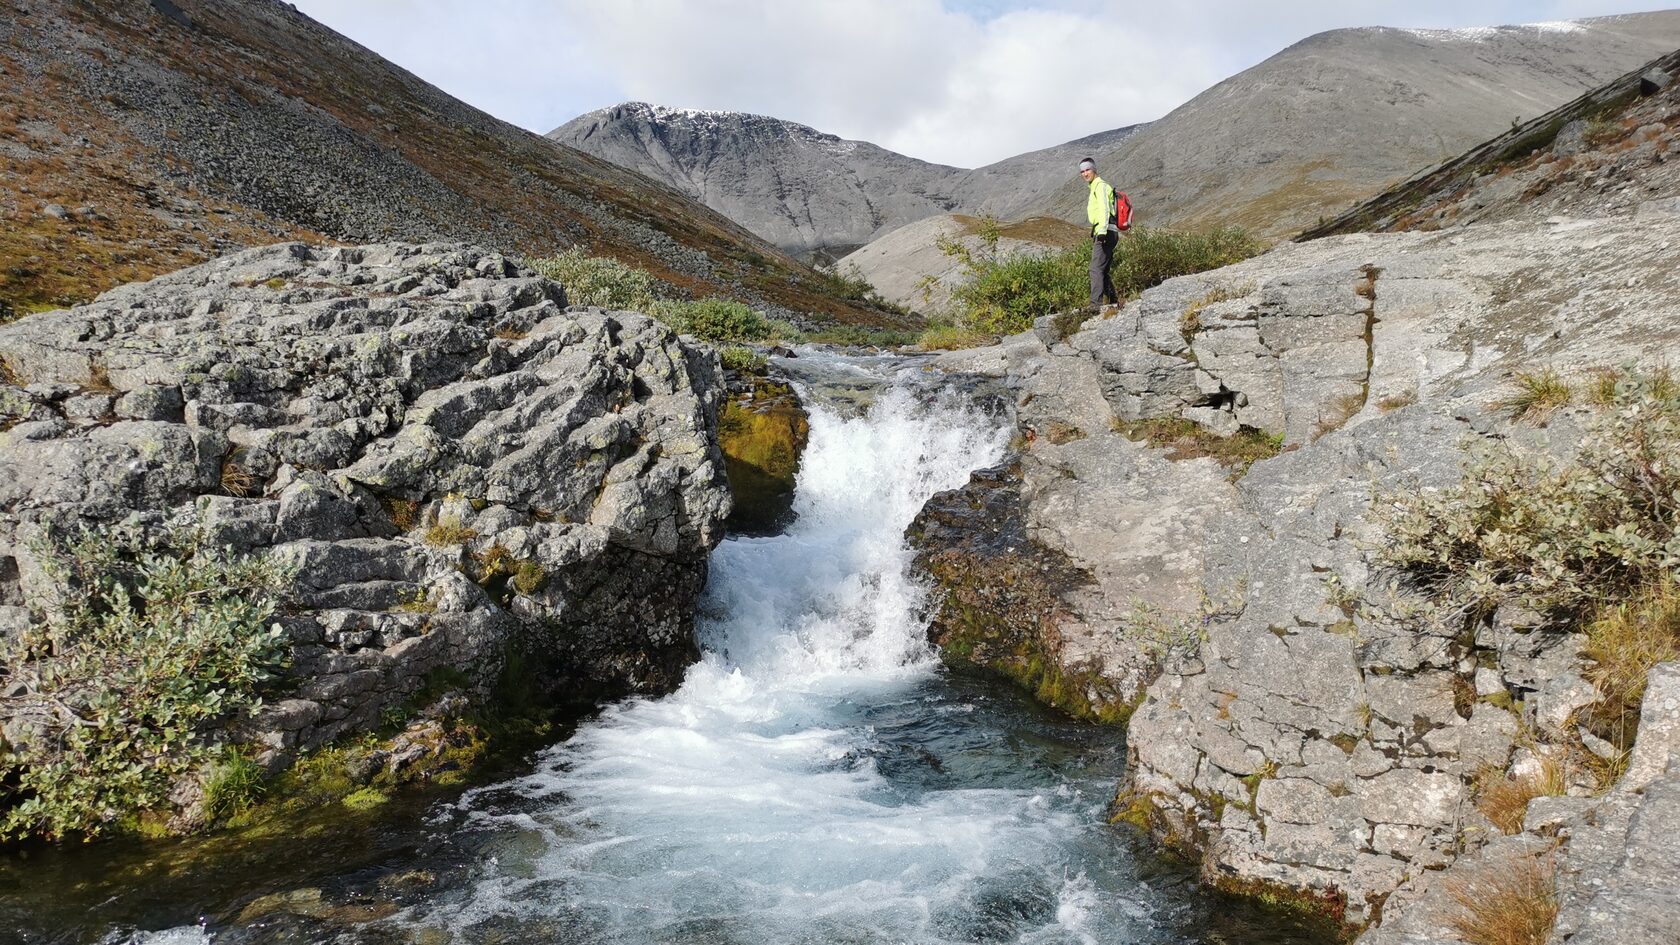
[
  {"left": 398, "top": 381, "right": 1108, "bottom": 943},
  {"left": 107, "top": 361, "right": 1329, "bottom": 945}
]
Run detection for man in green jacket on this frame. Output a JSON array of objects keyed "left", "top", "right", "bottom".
[{"left": 1080, "top": 157, "right": 1119, "bottom": 310}]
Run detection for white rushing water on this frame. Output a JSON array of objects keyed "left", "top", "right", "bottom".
[
  {"left": 375, "top": 373, "right": 1193, "bottom": 945},
  {"left": 78, "top": 361, "right": 1324, "bottom": 945}
]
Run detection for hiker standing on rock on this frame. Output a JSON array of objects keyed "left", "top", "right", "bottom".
[{"left": 1080, "top": 157, "right": 1120, "bottom": 310}]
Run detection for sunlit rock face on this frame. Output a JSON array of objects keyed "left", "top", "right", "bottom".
[
  {"left": 0, "top": 241, "right": 732, "bottom": 758},
  {"left": 913, "top": 208, "right": 1680, "bottom": 926}
]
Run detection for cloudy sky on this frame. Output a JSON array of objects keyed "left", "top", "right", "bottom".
[{"left": 291, "top": 1, "right": 1662, "bottom": 167}]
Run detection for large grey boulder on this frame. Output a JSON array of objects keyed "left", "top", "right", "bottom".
[
  {"left": 915, "top": 213, "right": 1680, "bottom": 925},
  {"left": 0, "top": 242, "right": 731, "bottom": 756}
]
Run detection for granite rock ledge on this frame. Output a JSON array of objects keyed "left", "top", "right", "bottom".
[{"left": 0, "top": 241, "right": 732, "bottom": 762}]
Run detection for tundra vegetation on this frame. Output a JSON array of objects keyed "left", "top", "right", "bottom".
[
  {"left": 921, "top": 216, "right": 1261, "bottom": 343},
  {"left": 530, "top": 248, "right": 915, "bottom": 347},
  {"left": 0, "top": 523, "right": 293, "bottom": 841},
  {"left": 1378, "top": 368, "right": 1680, "bottom": 786}
]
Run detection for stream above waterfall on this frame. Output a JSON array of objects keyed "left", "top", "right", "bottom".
[{"left": 0, "top": 350, "right": 1336, "bottom": 945}]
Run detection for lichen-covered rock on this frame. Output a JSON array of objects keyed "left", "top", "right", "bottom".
[
  {"left": 918, "top": 213, "right": 1680, "bottom": 927},
  {"left": 0, "top": 242, "right": 731, "bottom": 758}
]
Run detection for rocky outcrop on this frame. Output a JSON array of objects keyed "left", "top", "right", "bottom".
[
  {"left": 1359, "top": 662, "right": 1680, "bottom": 945},
  {"left": 717, "top": 374, "right": 809, "bottom": 535},
  {"left": 913, "top": 211, "right": 1680, "bottom": 927},
  {"left": 0, "top": 242, "right": 731, "bottom": 758}
]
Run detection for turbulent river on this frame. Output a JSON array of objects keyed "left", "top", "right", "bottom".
[{"left": 1, "top": 352, "right": 1333, "bottom": 945}]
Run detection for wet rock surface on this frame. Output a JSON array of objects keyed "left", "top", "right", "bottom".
[
  {"left": 0, "top": 242, "right": 731, "bottom": 761},
  {"left": 915, "top": 212, "right": 1680, "bottom": 930},
  {"left": 717, "top": 374, "right": 810, "bottom": 535}
]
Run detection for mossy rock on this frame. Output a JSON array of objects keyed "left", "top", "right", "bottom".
[
  {"left": 718, "top": 380, "right": 809, "bottom": 535},
  {"left": 908, "top": 461, "right": 1140, "bottom": 724}
]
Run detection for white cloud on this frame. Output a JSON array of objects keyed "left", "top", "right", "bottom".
[{"left": 290, "top": 0, "right": 1660, "bottom": 167}]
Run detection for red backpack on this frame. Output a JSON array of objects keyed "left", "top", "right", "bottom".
[{"left": 1113, "top": 192, "right": 1133, "bottom": 231}]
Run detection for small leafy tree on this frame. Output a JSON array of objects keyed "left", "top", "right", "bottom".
[{"left": 1, "top": 523, "right": 294, "bottom": 840}]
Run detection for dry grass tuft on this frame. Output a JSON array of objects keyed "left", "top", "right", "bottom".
[
  {"left": 1475, "top": 757, "right": 1566, "bottom": 835},
  {"left": 1585, "top": 364, "right": 1676, "bottom": 407},
  {"left": 1582, "top": 583, "right": 1680, "bottom": 728},
  {"left": 381, "top": 496, "right": 419, "bottom": 532},
  {"left": 423, "top": 515, "right": 477, "bottom": 548},
  {"left": 1445, "top": 852, "right": 1558, "bottom": 945},
  {"left": 1115, "top": 417, "right": 1285, "bottom": 477},
  {"left": 1378, "top": 389, "right": 1419, "bottom": 412},
  {"left": 1313, "top": 391, "right": 1367, "bottom": 439},
  {"left": 83, "top": 360, "right": 118, "bottom": 394},
  {"left": 220, "top": 451, "right": 256, "bottom": 498},
  {"left": 1492, "top": 369, "right": 1573, "bottom": 424},
  {"left": 0, "top": 356, "right": 24, "bottom": 388}
]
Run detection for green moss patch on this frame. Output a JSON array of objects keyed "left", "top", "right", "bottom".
[{"left": 718, "top": 381, "right": 809, "bottom": 534}]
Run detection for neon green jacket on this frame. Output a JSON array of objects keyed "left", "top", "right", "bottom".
[{"left": 1086, "top": 177, "right": 1116, "bottom": 237}]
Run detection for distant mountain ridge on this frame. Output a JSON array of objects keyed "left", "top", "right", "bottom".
[
  {"left": 552, "top": 102, "right": 969, "bottom": 263},
  {"left": 554, "top": 11, "right": 1680, "bottom": 263},
  {"left": 1048, "top": 13, "right": 1680, "bottom": 237},
  {"left": 0, "top": 0, "right": 895, "bottom": 325}
]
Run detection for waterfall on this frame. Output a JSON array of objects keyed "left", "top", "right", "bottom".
[{"left": 123, "top": 359, "right": 1326, "bottom": 945}]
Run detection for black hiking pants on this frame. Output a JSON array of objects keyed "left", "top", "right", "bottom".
[{"left": 1090, "top": 231, "right": 1119, "bottom": 307}]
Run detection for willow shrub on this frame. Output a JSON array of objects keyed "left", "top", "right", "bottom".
[
  {"left": 1376, "top": 371, "right": 1680, "bottom": 745},
  {"left": 942, "top": 224, "right": 1261, "bottom": 336},
  {"left": 529, "top": 247, "right": 660, "bottom": 311},
  {"left": 1377, "top": 372, "right": 1680, "bottom": 619},
  {"left": 0, "top": 524, "right": 294, "bottom": 841},
  {"left": 528, "top": 249, "right": 774, "bottom": 344}
]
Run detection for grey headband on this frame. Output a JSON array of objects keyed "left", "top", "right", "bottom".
[{"left": 1078, "top": 160, "right": 1095, "bottom": 172}]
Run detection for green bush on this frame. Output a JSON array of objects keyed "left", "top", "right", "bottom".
[
  {"left": 528, "top": 247, "right": 660, "bottom": 311},
  {"left": 664, "top": 298, "right": 771, "bottom": 343},
  {"left": 917, "top": 322, "right": 994, "bottom": 350},
  {"left": 815, "top": 263, "right": 910, "bottom": 318},
  {"left": 941, "top": 225, "right": 1261, "bottom": 336},
  {"left": 1109, "top": 227, "right": 1261, "bottom": 302},
  {"left": 796, "top": 324, "right": 920, "bottom": 348},
  {"left": 719, "top": 346, "right": 768, "bottom": 374},
  {"left": 528, "top": 249, "right": 779, "bottom": 344},
  {"left": 1376, "top": 371, "right": 1680, "bottom": 620},
  {"left": 951, "top": 245, "right": 1091, "bottom": 335},
  {"left": 0, "top": 524, "right": 293, "bottom": 841}
]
